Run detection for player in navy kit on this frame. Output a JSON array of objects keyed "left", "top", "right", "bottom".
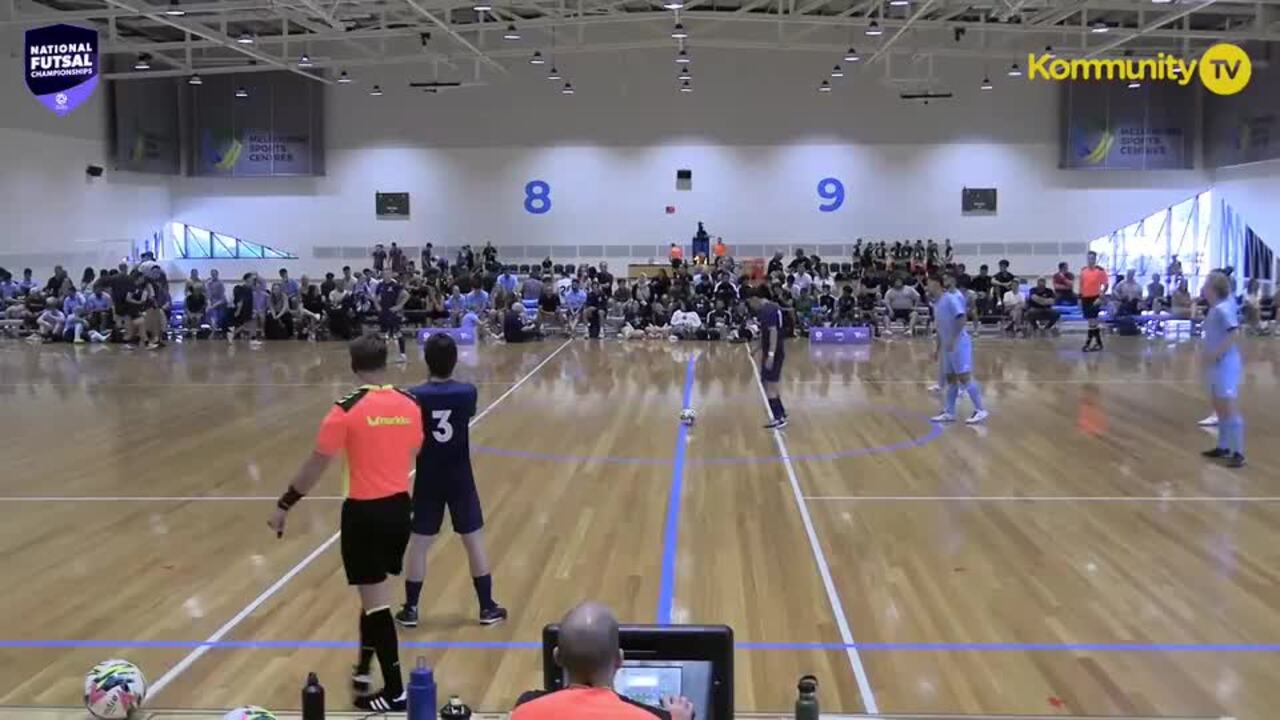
[
  {"left": 375, "top": 269, "right": 409, "bottom": 363},
  {"left": 396, "top": 333, "right": 508, "bottom": 627},
  {"left": 749, "top": 286, "right": 788, "bottom": 429}
]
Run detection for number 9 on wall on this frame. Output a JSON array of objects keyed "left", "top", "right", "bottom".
[{"left": 817, "top": 177, "right": 844, "bottom": 212}]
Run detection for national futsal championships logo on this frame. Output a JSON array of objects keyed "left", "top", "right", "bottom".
[
  {"left": 1026, "top": 43, "right": 1252, "bottom": 96},
  {"left": 24, "top": 23, "right": 99, "bottom": 116}
]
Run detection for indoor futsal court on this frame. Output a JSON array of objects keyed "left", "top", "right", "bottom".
[
  {"left": 4, "top": 0, "right": 1280, "bottom": 716},
  {"left": 1, "top": 336, "right": 1278, "bottom": 718}
]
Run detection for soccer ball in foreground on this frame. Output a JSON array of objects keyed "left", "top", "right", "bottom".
[
  {"left": 84, "top": 659, "right": 146, "bottom": 719},
  {"left": 222, "top": 707, "right": 279, "bottom": 720},
  {"left": 680, "top": 407, "right": 697, "bottom": 426}
]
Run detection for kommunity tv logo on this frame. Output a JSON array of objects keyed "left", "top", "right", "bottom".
[{"left": 1025, "top": 43, "right": 1252, "bottom": 96}]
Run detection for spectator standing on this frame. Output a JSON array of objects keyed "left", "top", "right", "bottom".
[
  {"left": 279, "top": 268, "right": 301, "bottom": 299},
  {"left": 389, "top": 242, "right": 405, "bottom": 274},
  {"left": 1147, "top": 273, "right": 1167, "bottom": 312},
  {"left": 1053, "top": 262, "right": 1076, "bottom": 304},
  {"left": 372, "top": 244, "right": 387, "bottom": 273}
]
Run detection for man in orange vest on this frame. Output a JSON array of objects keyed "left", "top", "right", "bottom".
[
  {"left": 669, "top": 243, "right": 684, "bottom": 268},
  {"left": 713, "top": 237, "right": 728, "bottom": 259},
  {"left": 1079, "top": 250, "right": 1110, "bottom": 352}
]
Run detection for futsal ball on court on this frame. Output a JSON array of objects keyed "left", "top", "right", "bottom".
[
  {"left": 83, "top": 658, "right": 147, "bottom": 719},
  {"left": 222, "top": 707, "right": 278, "bottom": 720},
  {"left": 680, "top": 408, "right": 697, "bottom": 426}
]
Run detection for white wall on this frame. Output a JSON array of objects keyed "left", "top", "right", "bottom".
[
  {"left": 170, "top": 51, "right": 1211, "bottom": 276},
  {"left": 0, "top": 30, "right": 172, "bottom": 278},
  {"left": 1212, "top": 159, "right": 1280, "bottom": 247}
]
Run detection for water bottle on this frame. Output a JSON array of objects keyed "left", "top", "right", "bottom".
[
  {"left": 795, "top": 675, "right": 819, "bottom": 720},
  {"left": 440, "top": 695, "right": 472, "bottom": 720},
  {"left": 301, "top": 672, "right": 324, "bottom": 720},
  {"left": 408, "top": 658, "right": 437, "bottom": 720}
]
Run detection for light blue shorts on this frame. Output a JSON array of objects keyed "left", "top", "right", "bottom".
[
  {"left": 1208, "top": 352, "right": 1241, "bottom": 399},
  {"left": 941, "top": 334, "right": 973, "bottom": 377}
]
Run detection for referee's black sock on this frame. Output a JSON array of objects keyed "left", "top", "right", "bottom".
[
  {"left": 404, "top": 580, "right": 423, "bottom": 610},
  {"left": 356, "top": 612, "right": 375, "bottom": 677},
  {"left": 767, "top": 397, "right": 784, "bottom": 421},
  {"left": 776, "top": 397, "right": 787, "bottom": 419},
  {"left": 397, "top": 335, "right": 406, "bottom": 355},
  {"left": 365, "top": 607, "right": 404, "bottom": 696},
  {"left": 472, "top": 574, "right": 495, "bottom": 611}
]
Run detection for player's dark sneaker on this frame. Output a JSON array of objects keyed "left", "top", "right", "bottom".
[
  {"left": 350, "top": 667, "right": 372, "bottom": 696},
  {"left": 480, "top": 605, "right": 508, "bottom": 626},
  {"left": 763, "top": 418, "right": 788, "bottom": 430},
  {"left": 353, "top": 690, "right": 406, "bottom": 713},
  {"left": 1201, "top": 447, "right": 1230, "bottom": 459},
  {"left": 1226, "top": 453, "right": 1246, "bottom": 468},
  {"left": 394, "top": 605, "right": 419, "bottom": 628}
]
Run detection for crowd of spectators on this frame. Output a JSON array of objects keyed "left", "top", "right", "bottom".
[{"left": 3, "top": 238, "right": 1273, "bottom": 348}]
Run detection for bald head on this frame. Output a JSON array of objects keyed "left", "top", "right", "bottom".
[{"left": 556, "top": 602, "right": 622, "bottom": 685}]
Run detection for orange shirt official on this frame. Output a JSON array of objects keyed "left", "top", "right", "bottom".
[
  {"left": 1079, "top": 266, "right": 1109, "bottom": 299},
  {"left": 315, "top": 384, "right": 423, "bottom": 500},
  {"left": 513, "top": 687, "right": 667, "bottom": 720}
]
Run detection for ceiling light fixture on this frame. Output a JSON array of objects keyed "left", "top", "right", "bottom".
[
  {"left": 831, "top": 64, "right": 844, "bottom": 78},
  {"left": 188, "top": 74, "right": 203, "bottom": 85},
  {"left": 337, "top": 70, "right": 352, "bottom": 83},
  {"left": 1128, "top": 80, "right": 1141, "bottom": 89},
  {"left": 236, "top": 32, "right": 254, "bottom": 44},
  {"left": 369, "top": 84, "right": 383, "bottom": 96},
  {"left": 473, "top": 0, "right": 492, "bottom": 11},
  {"left": 234, "top": 86, "right": 248, "bottom": 98},
  {"left": 675, "top": 49, "right": 691, "bottom": 64},
  {"left": 164, "top": 0, "right": 185, "bottom": 15},
  {"left": 298, "top": 53, "right": 313, "bottom": 68},
  {"left": 1090, "top": 21, "right": 1109, "bottom": 33},
  {"left": 818, "top": 79, "right": 832, "bottom": 92},
  {"left": 1007, "top": 62, "right": 1022, "bottom": 77},
  {"left": 530, "top": 50, "right": 545, "bottom": 65},
  {"left": 547, "top": 66, "right": 561, "bottom": 80},
  {"left": 844, "top": 47, "right": 860, "bottom": 62},
  {"left": 663, "top": 0, "right": 685, "bottom": 8},
  {"left": 865, "top": 20, "right": 882, "bottom": 36},
  {"left": 680, "top": 80, "right": 692, "bottom": 92},
  {"left": 503, "top": 24, "right": 520, "bottom": 40},
  {"left": 671, "top": 22, "right": 688, "bottom": 39},
  {"left": 561, "top": 82, "right": 575, "bottom": 95},
  {"left": 888, "top": 0, "right": 909, "bottom": 6},
  {"left": 679, "top": 66, "right": 690, "bottom": 78},
  {"left": 1045, "top": 45, "right": 1056, "bottom": 58},
  {"left": 980, "top": 76, "right": 993, "bottom": 90},
  {"left": 133, "top": 54, "right": 151, "bottom": 70}
]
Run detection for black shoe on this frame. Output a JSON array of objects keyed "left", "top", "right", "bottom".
[
  {"left": 1201, "top": 447, "right": 1231, "bottom": 459},
  {"left": 763, "top": 417, "right": 788, "bottom": 430},
  {"left": 1081, "top": 343, "right": 1093, "bottom": 352},
  {"left": 480, "top": 605, "right": 508, "bottom": 626},
  {"left": 394, "top": 605, "right": 419, "bottom": 628},
  {"left": 1226, "top": 453, "right": 1246, "bottom": 468},
  {"left": 353, "top": 690, "right": 406, "bottom": 713},
  {"left": 351, "top": 667, "right": 372, "bottom": 696}
]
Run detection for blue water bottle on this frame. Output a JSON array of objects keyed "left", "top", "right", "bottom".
[{"left": 408, "top": 657, "right": 437, "bottom": 720}]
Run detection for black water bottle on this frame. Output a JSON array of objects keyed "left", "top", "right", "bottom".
[
  {"left": 302, "top": 671, "right": 325, "bottom": 720},
  {"left": 440, "top": 695, "right": 472, "bottom": 720},
  {"left": 795, "top": 675, "right": 819, "bottom": 720}
]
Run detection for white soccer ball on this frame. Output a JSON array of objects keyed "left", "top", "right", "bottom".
[
  {"left": 680, "top": 408, "right": 697, "bottom": 426},
  {"left": 84, "top": 659, "right": 147, "bottom": 719},
  {"left": 222, "top": 707, "right": 278, "bottom": 720}
]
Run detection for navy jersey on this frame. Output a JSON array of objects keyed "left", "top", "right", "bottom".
[
  {"left": 758, "top": 300, "right": 784, "bottom": 357},
  {"left": 408, "top": 380, "right": 478, "bottom": 482},
  {"left": 378, "top": 280, "right": 404, "bottom": 314}
]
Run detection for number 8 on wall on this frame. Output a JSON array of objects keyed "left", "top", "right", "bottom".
[{"left": 524, "top": 180, "right": 552, "bottom": 214}]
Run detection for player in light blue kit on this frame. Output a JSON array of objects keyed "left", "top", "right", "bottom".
[
  {"left": 1199, "top": 271, "right": 1245, "bottom": 468},
  {"left": 928, "top": 274, "right": 988, "bottom": 424}
]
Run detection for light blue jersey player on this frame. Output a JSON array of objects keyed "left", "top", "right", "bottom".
[
  {"left": 1200, "top": 271, "right": 1245, "bottom": 468},
  {"left": 928, "top": 274, "right": 988, "bottom": 424}
]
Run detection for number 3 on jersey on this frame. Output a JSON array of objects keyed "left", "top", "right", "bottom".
[{"left": 430, "top": 409, "right": 454, "bottom": 442}]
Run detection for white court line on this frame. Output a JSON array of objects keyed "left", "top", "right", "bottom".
[
  {"left": 804, "top": 495, "right": 1280, "bottom": 503},
  {"left": 746, "top": 347, "right": 879, "bottom": 715},
  {"left": 0, "top": 496, "right": 346, "bottom": 502},
  {"left": 148, "top": 338, "right": 573, "bottom": 699}
]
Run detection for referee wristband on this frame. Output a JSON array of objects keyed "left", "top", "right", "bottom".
[{"left": 277, "top": 486, "right": 305, "bottom": 511}]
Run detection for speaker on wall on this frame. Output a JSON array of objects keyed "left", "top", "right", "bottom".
[
  {"left": 86, "top": 165, "right": 104, "bottom": 177},
  {"left": 676, "top": 169, "right": 692, "bottom": 191}
]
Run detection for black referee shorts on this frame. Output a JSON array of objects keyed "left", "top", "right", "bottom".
[
  {"left": 340, "top": 492, "right": 411, "bottom": 586},
  {"left": 1081, "top": 296, "right": 1101, "bottom": 320}
]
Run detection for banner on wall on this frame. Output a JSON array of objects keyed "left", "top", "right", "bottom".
[
  {"left": 1204, "top": 61, "right": 1279, "bottom": 167},
  {"left": 198, "top": 129, "right": 316, "bottom": 175},
  {"left": 1060, "top": 81, "right": 1195, "bottom": 170},
  {"left": 24, "top": 23, "right": 99, "bottom": 116},
  {"left": 190, "top": 72, "right": 324, "bottom": 177}
]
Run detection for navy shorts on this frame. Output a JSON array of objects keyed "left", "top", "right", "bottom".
[
  {"left": 413, "top": 473, "right": 484, "bottom": 536},
  {"left": 760, "top": 352, "right": 785, "bottom": 383},
  {"left": 380, "top": 312, "right": 402, "bottom": 335}
]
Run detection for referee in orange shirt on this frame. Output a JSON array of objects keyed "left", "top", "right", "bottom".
[
  {"left": 1079, "top": 251, "right": 1110, "bottom": 352},
  {"left": 268, "top": 335, "right": 423, "bottom": 713}
]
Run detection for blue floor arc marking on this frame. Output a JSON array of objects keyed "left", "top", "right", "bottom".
[{"left": 656, "top": 355, "right": 698, "bottom": 624}]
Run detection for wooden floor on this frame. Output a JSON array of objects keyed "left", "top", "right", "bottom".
[{"left": 0, "top": 334, "right": 1277, "bottom": 719}]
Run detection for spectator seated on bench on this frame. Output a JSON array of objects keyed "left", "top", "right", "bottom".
[{"left": 1025, "top": 278, "right": 1060, "bottom": 334}]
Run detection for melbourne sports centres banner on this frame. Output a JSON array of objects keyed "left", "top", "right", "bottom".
[{"left": 24, "top": 23, "right": 99, "bottom": 116}]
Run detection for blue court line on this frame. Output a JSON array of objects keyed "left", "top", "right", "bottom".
[
  {"left": 656, "top": 355, "right": 698, "bottom": 625},
  {"left": 473, "top": 404, "right": 944, "bottom": 467},
  {"left": 4, "top": 639, "right": 1277, "bottom": 652}
]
